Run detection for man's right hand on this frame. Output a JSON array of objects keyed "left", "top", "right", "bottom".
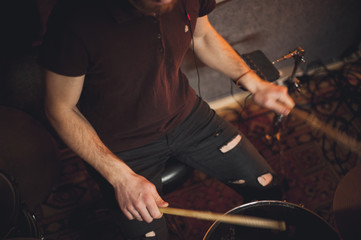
[{"left": 113, "top": 172, "right": 169, "bottom": 223}]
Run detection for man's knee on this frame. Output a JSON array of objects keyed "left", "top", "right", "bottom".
[{"left": 257, "top": 172, "right": 273, "bottom": 186}]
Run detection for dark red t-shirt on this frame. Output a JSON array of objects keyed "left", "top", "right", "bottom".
[{"left": 38, "top": 0, "right": 216, "bottom": 152}]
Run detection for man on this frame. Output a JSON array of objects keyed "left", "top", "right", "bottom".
[{"left": 39, "top": 0, "right": 294, "bottom": 239}]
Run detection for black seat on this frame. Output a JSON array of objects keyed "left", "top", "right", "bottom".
[{"left": 161, "top": 159, "right": 193, "bottom": 194}]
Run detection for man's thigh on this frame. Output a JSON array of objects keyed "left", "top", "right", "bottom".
[{"left": 171, "top": 104, "right": 274, "bottom": 188}]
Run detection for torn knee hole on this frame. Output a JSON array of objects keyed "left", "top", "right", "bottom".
[
  {"left": 145, "top": 231, "right": 156, "bottom": 237},
  {"left": 257, "top": 173, "right": 273, "bottom": 186},
  {"left": 219, "top": 134, "right": 242, "bottom": 153}
]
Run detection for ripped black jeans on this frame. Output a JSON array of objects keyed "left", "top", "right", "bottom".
[{"left": 85, "top": 97, "right": 280, "bottom": 240}]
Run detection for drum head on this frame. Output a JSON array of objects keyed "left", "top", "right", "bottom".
[{"left": 204, "top": 201, "right": 340, "bottom": 240}]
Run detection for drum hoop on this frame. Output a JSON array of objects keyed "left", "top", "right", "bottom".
[
  {"left": 20, "top": 205, "right": 42, "bottom": 238},
  {"left": 203, "top": 200, "right": 337, "bottom": 240},
  {"left": 0, "top": 170, "right": 21, "bottom": 238}
]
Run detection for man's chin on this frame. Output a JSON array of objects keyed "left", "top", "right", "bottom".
[
  {"left": 129, "top": 0, "right": 177, "bottom": 15},
  {"left": 158, "top": 2, "right": 176, "bottom": 14}
]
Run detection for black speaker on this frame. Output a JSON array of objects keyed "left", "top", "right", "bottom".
[{"left": 241, "top": 50, "right": 280, "bottom": 82}]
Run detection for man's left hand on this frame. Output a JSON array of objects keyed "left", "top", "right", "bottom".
[{"left": 252, "top": 80, "right": 295, "bottom": 115}]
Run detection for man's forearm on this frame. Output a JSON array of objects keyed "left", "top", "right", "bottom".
[
  {"left": 193, "top": 27, "right": 248, "bottom": 79},
  {"left": 192, "top": 17, "right": 265, "bottom": 93},
  {"left": 192, "top": 16, "right": 294, "bottom": 114},
  {"left": 45, "top": 106, "right": 133, "bottom": 185}
]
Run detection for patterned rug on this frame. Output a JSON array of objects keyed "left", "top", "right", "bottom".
[{"left": 26, "top": 59, "right": 361, "bottom": 240}]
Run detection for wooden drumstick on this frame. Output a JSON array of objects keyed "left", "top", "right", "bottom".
[
  {"left": 290, "top": 108, "right": 361, "bottom": 156},
  {"left": 159, "top": 207, "right": 287, "bottom": 231}
]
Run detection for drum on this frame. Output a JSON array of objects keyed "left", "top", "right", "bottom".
[
  {"left": 7, "top": 206, "right": 44, "bottom": 240},
  {"left": 203, "top": 200, "right": 340, "bottom": 240},
  {"left": 0, "top": 170, "right": 44, "bottom": 240},
  {"left": 0, "top": 106, "right": 61, "bottom": 209},
  {"left": 333, "top": 165, "right": 361, "bottom": 240}
]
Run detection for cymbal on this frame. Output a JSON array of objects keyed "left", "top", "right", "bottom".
[
  {"left": 0, "top": 106, "right": 61, "bottom": 209},
  {"left": 333, "top": 164, "right": 361, "bottom": 240}
]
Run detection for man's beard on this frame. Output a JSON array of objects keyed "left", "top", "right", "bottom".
[{"left": 128, "top": 0, "right": 177, "bottom": 15}]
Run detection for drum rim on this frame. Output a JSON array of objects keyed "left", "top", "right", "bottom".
[
  {"left": 17, "top": 204, "right": 42, "bottom": 238},
  {"left": 203, "top": 200, "right": 338, "bottom": 240},
  {"left": 0, "top": 170, "right": 21, "bottom": 239}
]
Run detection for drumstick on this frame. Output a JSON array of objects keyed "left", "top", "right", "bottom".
[
  {"left": 159, "top": 207, "right": 287, "bottom": 231},
  {"left": 290, "top": 108, "right": 361, "bottom": 156}
]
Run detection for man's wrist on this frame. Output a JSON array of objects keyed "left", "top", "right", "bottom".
[
  {"left": 234, "top": 69, "right": 254, "bottom": 88},
  {"left": 100, "top": 155, "right": 134, "bottom": 186},
  {"left": 235, "top": 70, "right": 265, "bottom": 94}
]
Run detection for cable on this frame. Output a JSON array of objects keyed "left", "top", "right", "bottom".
[
  {"left": 182, "top": 0, "right": 202, "bottom": 98},
  {"left": 302, "top": 59, "right": 361, "bottom": 173},
  {"left": 189, "top": 28, "right": 202, "bottom": 98}
]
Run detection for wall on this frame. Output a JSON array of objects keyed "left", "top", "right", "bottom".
[{"left": 184, "top": 0, "right": 361, "bottom": 103}]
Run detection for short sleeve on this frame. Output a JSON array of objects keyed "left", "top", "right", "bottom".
[
  {"left": 37, "top": 4, "right": 88, "bottom": 77},
  {"left": 199, "top": 0, "right": 216, "bottom": 17}
]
